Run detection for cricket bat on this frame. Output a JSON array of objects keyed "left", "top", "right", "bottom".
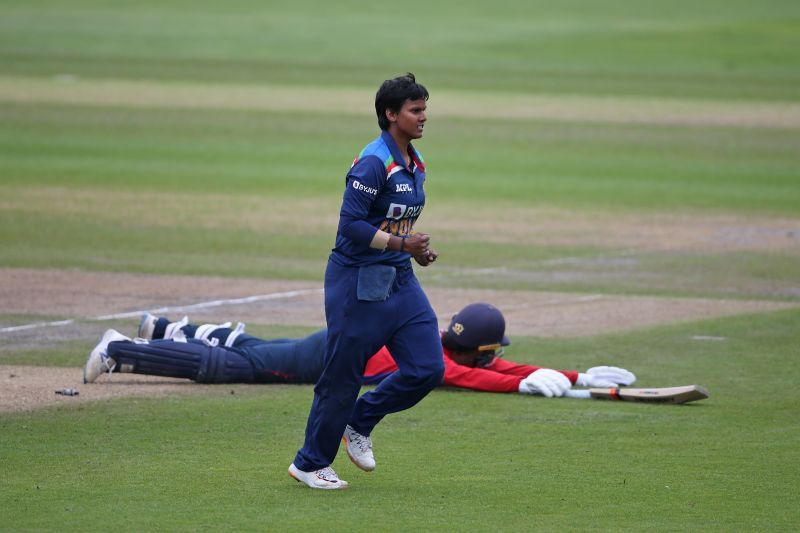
[{"left": 564, "top": 385, "right": 709, "bottom": 404}]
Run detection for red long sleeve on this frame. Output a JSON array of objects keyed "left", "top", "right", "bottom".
[
  {"left": 440, "top": 348, "right": 579, "bottom": 393},
  {"left": 364, "top": 345, "right": 580, "bottom": 393},
  {"left": 440, "top": 356, "right": 524, "bottom": 392},
  {"left": 486, "top": 358, "right": 579, "bottom": 384}
]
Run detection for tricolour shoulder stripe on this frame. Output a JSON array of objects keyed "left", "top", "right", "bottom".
[
  {"left": 387, "top": 163, "right": 403, "bottom": 179},
  {"left": 410, "top": 147, "right": 425, "bottom": 172}
]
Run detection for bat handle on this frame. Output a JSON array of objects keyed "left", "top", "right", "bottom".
[{"left": 564, "top": 389, "right": 591, "bottom": 399}]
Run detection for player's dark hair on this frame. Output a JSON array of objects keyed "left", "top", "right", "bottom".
[
  {"left": 375, "top": 73, "right": 429, "bottom": 131},
  {"left": 441, "top": 331, "right": 471, "bottom": 353}
]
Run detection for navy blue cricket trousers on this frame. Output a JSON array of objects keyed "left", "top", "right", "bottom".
[{"left": 293, "top": 260, "right": 444, "bottom": 472}]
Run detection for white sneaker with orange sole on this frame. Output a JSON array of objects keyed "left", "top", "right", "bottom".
[
  {"left": 288, "top": 463, "right": 348, "bottom": 490},
  {"left": 342, "top": 425, "right": 376, "bottom": 472}
]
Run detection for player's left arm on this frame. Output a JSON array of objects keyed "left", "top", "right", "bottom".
[
  {"left": 489, "top": 359, "right": 636, "bottom": 387},
  {"left": 487, "top": 358, "right": 579, "bottom": 384},
  {"left": 441, "top": 358, "right": 525, "bottom": 393}
]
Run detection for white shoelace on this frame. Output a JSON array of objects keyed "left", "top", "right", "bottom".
[
  {"left": 348, "top": 431, "right": 373, "bottom": 453},
  {"left": 316, "top": 467, "right": 340, "bottom": 482}
]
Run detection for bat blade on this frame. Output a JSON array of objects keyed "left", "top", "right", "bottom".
[{"left": 588, "top": 385, "right": 709, "bottom": 404}]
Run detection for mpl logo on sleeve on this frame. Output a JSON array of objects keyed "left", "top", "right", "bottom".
[{"left": 395, "top": 183, "right": 412, "bottom": 193}]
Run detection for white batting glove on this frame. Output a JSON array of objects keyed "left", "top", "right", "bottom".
[
  {"left": 518, "top": 369, "right": 573, "bottom": 398},
  {"left": 576, "top": 366, "right": 636, "bottom": 388}
]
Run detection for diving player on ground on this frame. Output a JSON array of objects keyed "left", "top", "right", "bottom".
[{"left": 84, "top": 303, "right": 636, "bottom": 404}]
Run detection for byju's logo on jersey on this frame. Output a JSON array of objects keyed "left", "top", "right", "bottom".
[
  {"left": 351, "top": 180, "right": 378, "bottom": 196},
  {"left": 395, "top": 183, "right": 412, "bottom": 193},
  {"left": 380, "top": 202, "right": 424, "bottom": 236},
  {"left": 386, "top": 203, "right": 407, "bottom": 220},
  {"left": 385, "top": 202, "right": 423, "bottom": 223}
]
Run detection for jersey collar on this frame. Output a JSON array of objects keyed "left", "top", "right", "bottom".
[{"left": 380, "top": 130, "right": 423, "bottom": 173}]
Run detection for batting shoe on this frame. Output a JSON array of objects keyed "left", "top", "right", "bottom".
[
  {"left": 343, "top": 425, "right": 376, "bottom": 472},
  {"left": 288, "top": 464, "right": 348, "bottom": 490},
  {"left": 137, "top": 313, "right": 158, "bottom": 340},
  {"left": 83, "top": 329, "right": 130, "bottom": 384}
]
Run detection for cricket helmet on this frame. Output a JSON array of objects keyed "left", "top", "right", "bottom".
[{"left": 446, "top": 302, "right": 511, "bottom": 352}]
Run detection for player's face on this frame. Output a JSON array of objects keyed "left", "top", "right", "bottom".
[
  {"left": 388, "top": 98, "right": 427, "bottom": 141},
  {"left": 450, "top": 348, "right": 500, "bottom": 368}
]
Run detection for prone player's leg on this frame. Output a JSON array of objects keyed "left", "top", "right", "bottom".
[
  {"left": 85, "top": 337, "right": 255, "bottom": 383},
  {"left": 238, "top": 329, "right": 328, "bottom": 384},
  {"left": 138, "top": 314, "right": 246, "bottom": 347}
]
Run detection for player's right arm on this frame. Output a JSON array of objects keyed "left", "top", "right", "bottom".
[{"left": 338, "top": 156, "right": 386, "bottom": 249}]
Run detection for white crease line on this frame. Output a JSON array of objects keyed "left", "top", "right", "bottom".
[
  {"left": 0, "top": 288, "right": 324, "bottom": 334},
  {"left": 535, "top": 295, "right": 606, "bottom": 306},
  {"left": 1, "top": 319, "right": 76, "bottom": 333}
]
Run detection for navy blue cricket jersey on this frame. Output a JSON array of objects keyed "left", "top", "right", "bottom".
[{"left": 330, "top": 131, "right": 427, "bottom": 267}]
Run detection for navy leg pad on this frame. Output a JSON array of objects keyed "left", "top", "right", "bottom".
[
  {"left": 108, "top": 340, "right": 206, "bottom": 380},
  {"left": 196, "top": 345, "right": 255, "bottom": 384},
  {"left": 107, "top": 340, "right": 255, "bottom": 383}
]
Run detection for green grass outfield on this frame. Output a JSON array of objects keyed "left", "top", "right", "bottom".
[
  {"left": 1, "top": 103, "right": 798, "bottom": 299},
  {"left": 1, "top": 0, "right": 800, "bottom": 530},
  {"left": 2, "top": 310, "right": 799, "bottom": 530},
  {"left": 2, "top": 0, "right": 799, "bottom": 100}
]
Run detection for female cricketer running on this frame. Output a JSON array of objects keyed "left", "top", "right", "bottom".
[{"left": 284, "top": 73, "right": 443, "bottom": 489}]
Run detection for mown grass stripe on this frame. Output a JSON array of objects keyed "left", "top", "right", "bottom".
[{"left": 2, "top": 76, "right": 799, "bottom": 129}]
